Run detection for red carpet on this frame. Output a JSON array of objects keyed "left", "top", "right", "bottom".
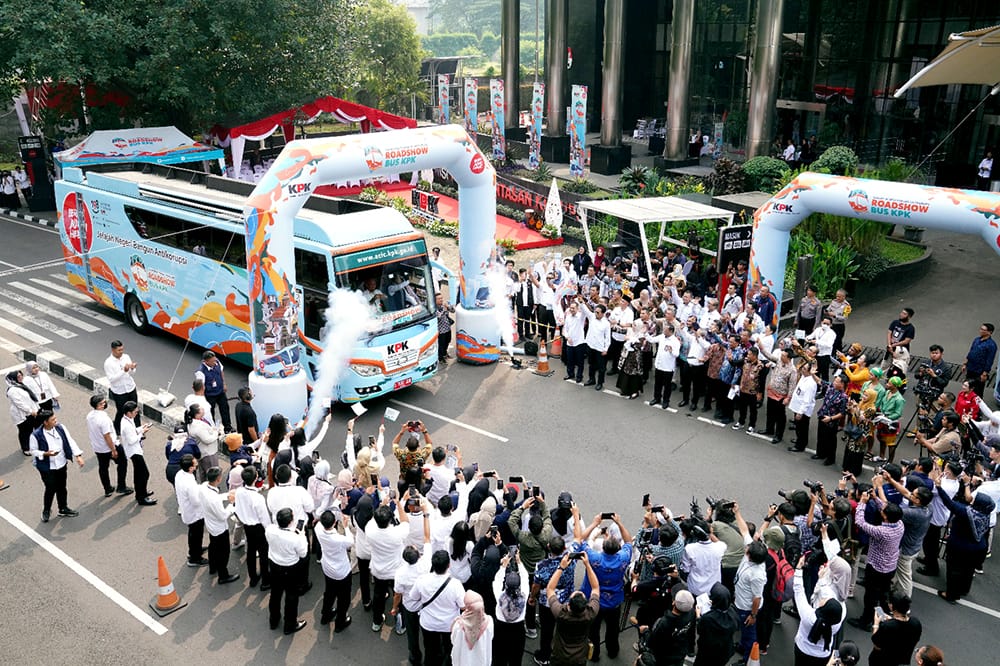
[{"left": 388, "top": 188, "right": 562, "bottom": 251}]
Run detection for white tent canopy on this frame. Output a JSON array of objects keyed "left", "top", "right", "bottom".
[
  {"left": 576, "top": 196, "right": 735, "bottom": 279},
  {"left": 894, "top": 24, "right": 1000, "bottom": 97}
]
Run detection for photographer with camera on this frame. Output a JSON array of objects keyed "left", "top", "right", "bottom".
[
  {"left": 705, "top": 499, "right": 746, "bottom": 594},
  {"left": 679, "top": 510, "right": 726, "bottom": 599},
  {"left": 391, "top": 419, "right": 433, "bottom": 483},
  {"left": 546, "top": 550, "right": 600, "bottom": 666},
  {"left": 848, "top": 487, "right": 904, "bottom": 632},
  {"left": 508, "top": 494, "right": 553, "bottom": 639},
  {"left": 573, "top": 512, "right": 633, "bottom": 662},
  {"left": 875, "top": 471, "right": 932, "bottom": 598},
  {"left": 914, "top": 411, "right": 961, "bottom": 457}
]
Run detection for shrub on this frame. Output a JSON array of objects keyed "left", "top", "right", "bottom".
[
  {"left": 529, "top": 163, "right": 552, "bottom": 183},
  {"left": 705, "top": 158, "right": 745, "bottom": 195},
  {"left": 417, "top": 179, "right": 433, "bottom": 191},
  {"left": 540, "top": 224, "right": 561, "bottom": 239},
  {"left": 358, "top": 186, "right": 380, "bottom": 202},
  {"left": 813, "top": 145, "right": 859, "bottom": 175},
  {"left": 742, "top": 156, "right": 790, "bottom": 193},
  {"left": 497, "top": 237, "right": 518, "bottom": 253},
  {"left": 787, "top": 233, "right": 858, "bottom": 299},
  {"left": 619, "top": 165, "right": 650, "bottom": 196},
  {"left": 654, "top": 175, "right": 705, "bottom": 197},
  {"left": 563, "top": 177, "right": 599, "bottom": 194}
]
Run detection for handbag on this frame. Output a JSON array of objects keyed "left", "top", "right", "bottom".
[{"left": 842, "top": 421, "right": 863, "bottom": 441}]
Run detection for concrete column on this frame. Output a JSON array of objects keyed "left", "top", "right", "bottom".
[
  {"left": 599, "top": 0, "right": 626, "bottom": 146},
  {"left": 746, "top": 0, "right": 784, "bottom": 158},
  {"left": 501, "top": 0, "right": 520, "bottom": 128},
  {"left": 664, "top": 0, "right": 696, "bottom": 160},
  {"left": 544, "top": 0, "right": 568, "bottom": 137}
]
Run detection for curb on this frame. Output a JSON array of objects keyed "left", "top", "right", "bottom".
[
  {"left": 0, "top": 207, "right": 58, "bottom": 228},
  {"left": 17, "top": 348, "right": 183, "bottom": 429}
]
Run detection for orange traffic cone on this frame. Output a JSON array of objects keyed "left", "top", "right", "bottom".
[
  {"left": 511, "top": 313, "right": 519, "bottom": 344},
  {"left": 534, "top": 340, "right": 554, "bottom": 376},
  {"left": 149, "top": 556, "right": 187, "bottom": 617},
  {"left": 549, "top": 328, "right": 563, "bottom": 358},
  {"left": 747, "top": 641, "right": 761, "bottom": 666}
]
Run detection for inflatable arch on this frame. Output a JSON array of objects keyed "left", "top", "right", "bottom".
[
  {"left": 242, "top": 124, "right": 498, "bottom": 420},
  {"left": 749, "top": 172, "right": 1000, "bottom": 319}
]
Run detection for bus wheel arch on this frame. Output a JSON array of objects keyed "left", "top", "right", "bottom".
[{"left": 124, "top": 293, "right": 151, "bottom": 333}]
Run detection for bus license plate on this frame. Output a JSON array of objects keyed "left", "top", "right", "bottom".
[{"left": 394, "top": 378, "right": 412, "bottom": 390}]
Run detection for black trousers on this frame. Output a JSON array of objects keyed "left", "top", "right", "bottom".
[
  {"left": 860, "top": 565, "right": 894, "bottom": 624},
  {"left": 815, "top": 421, "right": 840, "bottom": 463},
  {"left": 187, "top": 518, "right": 205, "bottom": 563},
  {"left": 130, "top": 454, "right": 150, "bottom": 499},
  {"left": 564, "top": 343, "right": 586, "bottom": 381},
  {"left": 817, "top": 355, "right": 831, "bottom": 382},
  {"left": 792, "top": 415, "right": 811, "bottom": 451},
  {"left": 756, "top": 595, "right": 778, "bottom": 651},
  {"left": 208, "top": 530, "right": 232, "bottom": 579},
  {"left": 607, "top": 338, "right": 624, "bottom": 373},
  {"left": 244, "top": 523, "right": 270, "bottom": 585},
  {"left": 357, "top": 557, "right": 372, "bottom": 606},
  {"left": 678, "top": 360, "right": 692, "bottom": 401},
  {"left": 524, "top": 572, "right": 537, "bottom": 630},
  {"left": 588, "top": 604, "right": 623, "bottom": 658},
  {"left": 96, "top": 446, "right": 129, "bottom": 493},
  {"left": 17, "top": 417, "right": 36, "bottom": 452},
  {"left": 737, "top": 392, "right": 759, "bottom": 428},
  {"left": 535, "top": 603, "right": 556, "bottom": 661},
  {"left": 372, "top": 576, "right": 393, "bottom": 625},
  {"left": 945, "top": 547, "right": 984, "bottom": 600},
  {"left": 205, "top": 392, "right": 232, "bottom": 431},
  {"left": 921, "top": 524, "right": 944, "bottom": 575},
  {"left": 493, "top": 619, "right": 526, "bottom": 666},
  {"left": 765, "top": 397, "right": 787, "bottom": 439},
  {"left": 641, "top": 350, "right": 654, "bottom": 383},
  {"left": 38, "top": 465, "right": 69, "bottom": 513},
  {"left": 831, "top": 323, "right": 846, "bottom": 355},
  {"left": 269, "top": 561, "right": 302, "bottom": 632},
  {"left": 516, "top": 305, "right": 535, "bottom": 340},
  {"left": 322, "top": 574, "right": 352, "bottom": 626},
  {"left": 438, "top": 330, "right": 452, "bottom": 360},
  {"left": 404, "top": 608, "right": 423, "bottom": 665},
  {"left": 586, "top": 348, "right": 607, "bottom": 385},
  {"left": 422, "top": 628, "right": 452, "bottom": 666},
  {"left": 689, "top": 364, "right": 707, "bottom": 405},
  {"left": 536, "top": 307, "right": 556, "bottom": 342},
  {"left": 652, "top": 369, "right": 675, "bottom": 405},
  {"left": 109, "top": 388, "right": 139, "bottom": 434}
]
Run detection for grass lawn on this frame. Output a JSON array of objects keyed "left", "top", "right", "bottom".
[{"left": 881, "top": 238, "right": 925, "bottom": 263}]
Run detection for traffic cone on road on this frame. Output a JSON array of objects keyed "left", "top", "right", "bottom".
[
  {"left": 149, "top": 556, "right": 187, "bottom": 617},
  {"left": 534, "top": 341, "right": 554, "bottom": 376},
  {"left": 550, "top": 329, "right": 562, "bottom": 358},
  {"left": 747, "top": 642, "right": 761, "bottom": 666}
]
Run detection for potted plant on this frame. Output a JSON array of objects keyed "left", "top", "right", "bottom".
[{"left": 902, "top": 225, "right": 924, "bottom": 242}]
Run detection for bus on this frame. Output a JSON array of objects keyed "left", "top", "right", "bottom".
[{"left": 55, "top": 163, "right": 440, "bottom": 402}]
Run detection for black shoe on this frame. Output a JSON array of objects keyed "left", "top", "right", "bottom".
[
  {"left": 595, "top": 384, "right": 603, "bottom": 391},
  {"left": 689, "top": 403, "right": 698, "bottom": 411},
  {"left": 759, "top": 430, "right": 774, "bottom": 436},
  {"left": 647, "top": 400, "right": 661, "bottom": 407},
  {"left": 584, "top": 380, "right": 596, "bottom": 386},
  {"left": 144, "top": 491, "right": 155, "bottom": 498},
  {"left": 787, "top": 446, "right": 804, "bottom": 452},
  {"left": 284, "top": 620, "right": 307, "bottom": 635},
  {"left": 916, "top": 567, "right": 938, "bottom": 577},
  {"left": 58, "top": 508, "right": 79, "bottom": 517},
  {"left": 916, "top": 557, "right": 927, "bottom": 565},
  {"left": 789, "top": 439, "right": 798, "bottom": 445},
  {"left": 662, "top": 402, "right": 671, "bottom": 409},
  {"left": 270, "top": 618, "right": 281, "bottom": 631},
  {"left": 138, "top": 498, "right": 158, "bottom": 506},
  {"left": 334, "top": 616, "right": 352, "bottom": 633},
  {"left": 563, "top": 375, "right": 573, "bottom": 381},
  {"left": 771, "top": 437, "right": 781, "bottom": 444},
  {"left": 187, "top": 557, "right": 210, "bottom": 567},
  {"left": 209, "top": 569, "right": 217, "bottom": 576},
  {"left": 810, "top": 454, "right": 823, "bottom": 460},
  {"left": 104, "top": 489, "right": 114, "bottom": 498},
  {"left": 249, "top": 578, "right": 259, "bottom": 588},
  {"left": 702, "top": 405, "right": 713, "bottom": 412},
  {"left": 260, "top": 582, "right": 272, "bottom": 591},
  {"left": 219, "top": 574, "right": 241, "bottom": 584},
  {"left": 823, "top": 459, "right": 836, "bottom": 466},
  {"left": 116, "top": 487, "right": 134, "bottom": 496},
  {"left": 41, "top": 510, "right": 50, "bottom": 523},
  {"left": 320, "top": 614, "right": 332, "bottom": 626},
  {"left": 677, "top": 400, "right": 689, "bottom": 408}
]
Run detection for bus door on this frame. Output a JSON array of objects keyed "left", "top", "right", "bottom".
[{"left": 294, "top": 248, "right": 332, "bottom": 379}]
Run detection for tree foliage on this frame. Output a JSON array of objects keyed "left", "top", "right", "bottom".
[
  {"left": 0, "top": 0, "right": 422, "bottom": 134},
  {"left": 352, "top": 0, "right": 426, "bottom": 115}
]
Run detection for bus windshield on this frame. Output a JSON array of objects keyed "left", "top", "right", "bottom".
[{"left": 334, "top": 240, "right": 435, "bottom": 334}]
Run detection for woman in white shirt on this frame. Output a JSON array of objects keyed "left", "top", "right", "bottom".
[
  {"left": 120, "top": 401, "right": 155, "bottom": 506},
  {"left": 448, "top": 522, "right": 475, "bottom": 584},
  {"left": 23, "top": 361, "right": 59, "bottom": 411},
  {"left": 6, "top": 369, "right": 39, "bottom": 455},
  {"left": 492, "top": 553, "right": 529, "bottom": 665},
  {"left": 792, "top": 566, "right": 845, "bottom": 666},
  {"left": 451, "top": 590, "right": 493, "bottom": 666},
  {"left": 185, "top": 403, "right": 220, "bottom": 480}
]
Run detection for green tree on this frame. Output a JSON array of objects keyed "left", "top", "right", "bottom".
[
  {"left": 428, "top": 0, "right": 499, "bottom": 35},
  {"left": 353, "top": 0, "right": 426, "bottom": 115}
]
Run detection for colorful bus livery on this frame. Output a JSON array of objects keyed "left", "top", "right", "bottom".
[{"left": 55, "top": 163, "right": 440, "bottom": 402}]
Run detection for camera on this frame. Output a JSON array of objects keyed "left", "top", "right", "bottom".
[
  {"left": 705, "top": 496, "right": 720, "bottom": 510},
  {"left": 900, "top": 458, "right": 915, "bottom": 469},
  {"left": 689, "top": 496, "right": 703, "bottom": 518},
  {"left": 650, "top": 505, "right": 665, "bottom": 514},
  {"left": 803, "top": 479, "right": 824, "bottom": 494},
  {"left": 407, "top": 420, "right": 421, "bottom": 432},
  {"left": 777, "top": 489, "right": 789, "bottom": 499}
]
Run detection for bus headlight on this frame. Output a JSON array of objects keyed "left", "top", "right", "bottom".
[
  {"left": 350, "top": 363, "right": 382, "bottom": 377},
  {"left": 419, "top": 344, "right": 437, "bottom": 363}
]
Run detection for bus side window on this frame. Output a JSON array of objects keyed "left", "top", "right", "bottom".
[{"left": 294, "top": 249, "right": 330, "bottom": 340}]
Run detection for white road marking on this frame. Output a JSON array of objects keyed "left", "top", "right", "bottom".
[
  {"left": 0, "top": 286, "right": 100, "bottom": 333},
  {"left": 9, "top": 280, "right": 77, "bottom": 307},
  {"left": 0, "top": 259, "right": 20, "bottom": 269},
  {"left": 31, "top": 277, "right": 92, "bottom": 300},
  {"left": 602, "top": 389, "right": 627, "bottom": 398},
  {"left": 0, "top": 216, "right": 58, "bottom": 234},
  {"left": 911, "top": 581, "right": 1000, "bottom": 619},
  {"left": 697, "top": 417, "right": 726, "bottom": 428},
  {"left": 0, "top": 504, "right": 169, "bottom": 635},
  {"left": 0, "top": 316, "right": 51, "bottom": 345},
  {"left": 389, "top": 399, "right": 509, "bottom": 443},
  {"left": 0, "top": 335, "right": 23, "bottom": 353},
  {"left": 0, "top": 301, "right": 76, "bottom": 338}
]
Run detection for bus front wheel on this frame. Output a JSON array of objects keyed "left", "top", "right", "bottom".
[{"left": 125, "top": 294, "right": 150, "bottom": 334}]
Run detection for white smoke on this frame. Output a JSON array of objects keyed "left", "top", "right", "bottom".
[
  {"left": 305, "top": 289, "right": 373, "bottom": 437},
  {"left": 485, "top": 262, "right": 515, "bottom": 353}
]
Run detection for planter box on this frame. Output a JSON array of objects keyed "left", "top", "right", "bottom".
[{"left": 846, "top": 240, "right": 932, "bottom": 305}]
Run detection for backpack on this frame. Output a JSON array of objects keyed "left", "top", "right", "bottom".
[
  {"left": 769, "top": 550, "right": 795, "bottom": 603},
  {"left": 780, "top": 524, "right": 802, "bottom": 565}
]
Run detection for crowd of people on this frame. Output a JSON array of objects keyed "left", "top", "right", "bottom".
[
  {"left": 7, "top": 239, "right": 998, "bottom": 665},
  {"left": 0, "top": 165, "right": 32, "bottom": 209}
]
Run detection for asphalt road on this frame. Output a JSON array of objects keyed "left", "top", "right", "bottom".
[{"left": 1, "top": 212, "right": 999, "bottom": 664}]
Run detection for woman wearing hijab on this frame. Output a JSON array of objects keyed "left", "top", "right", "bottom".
[
  {"left": 466, "top": 478, "right": 493, "bottom": 518},
  {"left": 309, "top": 459, "right": 337, "bottom": 517},
  {"left": 352, "top": 492, "right": 375, "bottom": 609},
  {"left": 470, "top": 494, "right": 498, "bottom": 541},
  {"left": 843, "top": 388, "right": 877, "bottom": 475},
  {"left": 335, "top": 469, "right": 363, "bottom": 516},
  {"left": 451, "top": 590, "right": 494, "bottom": 666},
  {"left": 811, "top": 554, "right": 851, "bottom": 606},
  {"left": 7, "top": 369, "right": 39, "bottom": 455},
  {"left": 164, "top": 425, "right": 200, "bottom": 485},
  {"left": 934, "top": 472, "right": 994, "bottom": 603},
  {"left": 694, "top": 582, "right": 739, "bottom": 666},
  {"left": 469, "top": 527, "right": 506, "bottom": 616},
  {"left": 793, "top": 556, "right": 846, "bottom": 666},
  {"left": 23, "top": 361, "right": 59, "bottom": 411},
  {"left": 493, "top": 550, "right": 529, "bottom": 665},
  {"left": 352, "top": 447, "right": 384, "bottom": 489},
  {"left": 616, "top": 320, "right": 646, "bottom": 399}
]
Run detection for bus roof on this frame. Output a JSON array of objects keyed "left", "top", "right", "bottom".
[{"left": 62, "top": 163, "right": 420, "bottom": 251}]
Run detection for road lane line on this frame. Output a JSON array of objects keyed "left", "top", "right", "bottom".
[
  {"left": 0, "top": 335, "right": 22, "bottom": 353},
  {"left": 697, "top": 416, "right": 726, "bottom": 427},
  {"left": 0, "top": 286, "right": 100, "bottom": 333},
  {"left": 388, "top": 399, "right": 509, "bottom": 442},
  {"left": 0, "top": 316, "right": 51, "bottom": 345},
  {"left": 0, "top": 302, "right": 76, "bottom": 338},
  {"left": 30, "top": 277, "right": 94, "bottom": 300},
  {"left": 0, "top": 216, "right": 59, "bottom": 234},
  {"left": 0, "top": 259, "right": 20, "bottom": 269},
  {"left": 9, "top": 280, "right": 77, "bottom": 306},
  {"left": 0, "top": 504, "right": 169, "bottom": 635},
  {"left": 911, "top": 581, "right": 1000, "bottom": 619}
]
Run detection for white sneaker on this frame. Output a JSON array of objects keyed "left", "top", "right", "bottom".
[
  {"left": 732, "top": 422, "right": 743, "bottom": 430},
  {"left": 525, "top": 627, "right": 538, "bottom": 639},
  {"left": 746, "top": 426, "right": 755, "bottom": 434},
  {"left": 372, "top": 621, "right": 382, "bottom": 632}
]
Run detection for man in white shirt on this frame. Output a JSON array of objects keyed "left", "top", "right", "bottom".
[
  {"left": 28, "top": 409, "right": 84, "bottom": 523},
  {"left": 606, "top": 297, "right": 634, "bottom": 376},
  {"left": 918, "top": 462, "right": 960, "bottom": 577},
  {"left": 85, "top": 394, "right": 132, "bottom": 498},
  {"left": 267, "top": 463, "right": 316, "bottom": 594},
  {"left": 679, "top": 523, "right": 728, "bottom": 596},
  {"left": 648, "top": 324, "right": 681, "bottom": 408},
  {"left": 788, "top": 365, "right": 820, "bottom": 453},
  {"left": 175, "top": 454, "right": 208, "bottom": 567},
  {"left": 360, "top": 276, "right": 387, "bottom": 314},
  {"left": 529, "top": 269, "right": 558, "bottom": 343},
  {"left": 669, "top": 285, "right": 702, "bottom": 324},
  {"left": 429, "top": 479, "right": 472, "bottom": 553},
  {"left": 425, "top": 447, "right": 457, "bottom": 506},
  {"left": 234, "top": 466, "right": 271, "bottom": 589},
  {"left": 699, "top": 298, "right": 722, "bottom": 331},
  {"left": 406, "top": 550, "right": 467, "bottom": 665},
  {"left": 721, "top": 282, "right": 743, "bottom": 319},
  {"left": 202, "top": 467, "right": 239, "bottom": 584},
  {"left": 805, "top": 316, "right": 838, "bottom": 381},
  {"left": 561, "top": 299, "right": 587, "bottom": 383},
  {"left": 316, "top": 510, "right": 355, "bottom": 631},
  {"left": 266, "top": 508, "right": 309, "bottom": 634},
  {"left": 581, "top": 301, "right": 611, "bottom": 391},
  {"left": 393, "top": 512, "right": 433, "bottom": 660},
  {"left": 103, "top": 339, "right": 139, "bottom": 434},
  {"left": 367, "top": 498, "right": 412, "bottom": 631},
  {"left": 183, "top": 378, "right": 214, "bottom": 427}
]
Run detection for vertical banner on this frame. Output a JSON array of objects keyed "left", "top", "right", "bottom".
[
  {"left": 713, "top": 121, "right": 724, "bottom": 159},
  {"left": 490, "top": 78, "right": 506, "bottom": 161},
  {"left": 463, "top": 77, "right": 478, "bottom": 135},
  {"left": 570, "top": 85, "right": 588, "bottom": 177},
  {"left": 437, "top": 74, "right": 450, "bottom": 125},
  {"left": 528, "top": 82, "right": 545, "bottom": 169}
]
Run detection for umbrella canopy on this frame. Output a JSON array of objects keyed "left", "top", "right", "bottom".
[
  {"left": 55, "top": 127, "right": 223, "bottom": 166},
  {"left": 894, "top": 24, "right": 1000, "bottom": 97}
]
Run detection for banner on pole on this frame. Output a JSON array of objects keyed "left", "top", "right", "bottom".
[
  {"left": 490, "top": 78, "right": 506, "bottom": 161},
  {"left": 570, "top": 85, "right": 588, "bottom": 177},
  {"left": 463, "top": 78, "right": 478, "bottom": 135},
  {"left": 437, "top": 74, "right": 450, "bottom": 125},
  {"left": 528, "top": 83, "right": 545, "bottom": 169}
]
